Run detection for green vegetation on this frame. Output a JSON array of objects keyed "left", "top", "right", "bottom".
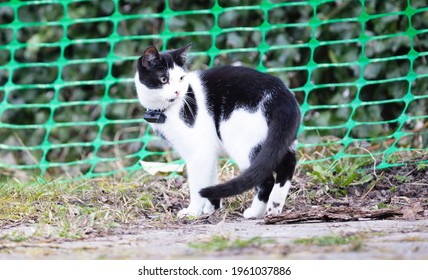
[
  {"left": 376, "top": 202, "right": 388, "bottom": 209},
  {"left": 417, "top": 163, "right": 428, "bottom": 171},
  {"left": 0, "top": 177, "right": 182, "bottom": 240},
  {"left": 293, "top": 233, "right": 364, "bottom": 251},
  {"left": 305, "top": 157, "right": 373, "bottom": 196},
  {"left": 189, "top": 235, "right": 274, "bottom": 252},
  {"left": 2, "top": 230, "right": 32, "bottom": 242},
  {"left": 394, "top": 174, "right": 410, "bottom": 184},
  {"left": 389, "top": 186, "right": 397, "bottom": 193}
]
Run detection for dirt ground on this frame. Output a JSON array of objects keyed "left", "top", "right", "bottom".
[
  {"left": 0, "top": 160, "right": 427, "bottom": 260},
  {"left": 1, "top": 219, "right": 427, "bottom": 259}
]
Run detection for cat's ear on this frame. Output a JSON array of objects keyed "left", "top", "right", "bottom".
[
  {"left": 141, "top": 46, "right": 160, "bottom": 69},
  {"left": 173, "top": 43, "right": 192, "bottom": 67}
]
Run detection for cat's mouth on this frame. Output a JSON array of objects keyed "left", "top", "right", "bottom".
[{"left": 167, "top": 98, "right": 176, "bottom": 103}]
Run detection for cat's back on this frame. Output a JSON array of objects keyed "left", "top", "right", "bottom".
[
  {"left": 199, "top": 66, "right": 284, "bottom": 92},
  {"left": 198, "top": 65, "right": 293, "bottom": 113}
]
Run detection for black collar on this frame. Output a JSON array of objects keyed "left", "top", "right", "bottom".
[{"left": 143, "top": 109, "right": 167, "bottom": 124}]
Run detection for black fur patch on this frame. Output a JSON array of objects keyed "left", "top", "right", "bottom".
[
  {"left": 179, "top": 85, "right": 198, "bottom": 127},
  {"left": 200, "top": 66, "right": 284, "bottom": 139},
  {"left": 208, "top": 198, "right": 221, "bottom": 209},
  {"left": 136, "top": 53, "right": 174, "bottom": 90},
  {"left": 275, "top": 150, "right": 297, "bottom": 186},
  {"left": 136, "top": 45, "right": 191, "bottom": 90},
  {"left": 257, "top": 175, "right": 275, "bottom": 203}
]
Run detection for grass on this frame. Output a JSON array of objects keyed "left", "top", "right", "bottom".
[
  {"left": 1, "top": 148, "right": 427, "bottom": 244},
  {"left": 394, "top": 174, "right": 410, "bottom": 183},
  {"left": 293, "top": 233, "right": 365, "bottom": 251},
  {"left": 417, "top": 163, "right": 428, "bottom": 171},
  {"left": 0, "top": 176, "right": 188, "bottom": 240},
  {"left": 189, "top": 235, "right": 274, "bottom": 252},
  {"left": 2, "top": 230, "right": 33, "bottom": 242},
  {"left": 375, "top": 202, "right": 389, "bottom": 209},
  {"left": 0, "top": 162, "right": 247, "bottom": 242},
  {"left": 300, "top": 142, "right": 428, "bottom": 198},
  {"left": 304, "top": 156, "right": 374, "bottom": 196}
]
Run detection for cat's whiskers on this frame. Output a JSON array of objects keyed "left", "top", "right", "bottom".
[
  {"left": 182, "top": 95, "right": 196, "bottom": 121},
  {"left": 185, "top": 91, "right": 197, "bottom": 104}
]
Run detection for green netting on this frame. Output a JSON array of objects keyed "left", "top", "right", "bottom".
[{"left": 0, "top": 0, "right": 427, "bottom": 179}]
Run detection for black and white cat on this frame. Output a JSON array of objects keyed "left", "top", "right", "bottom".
[{"left": 134, "top": 44, "right": 301, "bottom": 219}]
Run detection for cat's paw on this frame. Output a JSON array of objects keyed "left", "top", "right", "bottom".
[
  {"left": 203, "top": 203, "right": 215, "bottom": 215},
  {"left": 265, "top": 201, "right": 284, "bottom": 216},
  {"left": 243, "top": 198, "right": 266, "bottom": 219},
  {"left": 243, "top": 207, "right": 265, "bottom": 219},
  {"left": 177, "top": 207, "right": 201, "bottom": 218}
]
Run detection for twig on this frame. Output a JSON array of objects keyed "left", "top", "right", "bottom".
[
  {"left": 264, "top": 206, "right": 404, "bottom": 225},
  {"left": 362, "top": 171, "right": 384, "bottom": 199}
]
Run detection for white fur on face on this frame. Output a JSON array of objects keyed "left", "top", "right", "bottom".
[{"left": 134, "top": 64, "right": 188, "bottom": 110}]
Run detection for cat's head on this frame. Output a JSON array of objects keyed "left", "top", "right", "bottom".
[{"left": 135, "top": 44, "right": 192, "bottom": 110}]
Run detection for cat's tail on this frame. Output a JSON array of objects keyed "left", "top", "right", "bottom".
[{"left": 199, "top": 92, "right": 301, "bottom": 199}]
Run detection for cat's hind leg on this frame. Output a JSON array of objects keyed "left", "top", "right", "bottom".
[
  {"left": 265, "top": 148, "right": 297, "bottom": 216},
  {"left": 243, "top": 175, "right": 274, "bottom": 219},
  {"left": 230, "top": 143, "right": 274, "bottom": 219},
  {"left": 205, "top": 198, "right": 221, "bottom": 212}
]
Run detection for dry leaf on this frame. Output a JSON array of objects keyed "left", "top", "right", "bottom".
[{"left": 140, "top": 161, "right": 185, "bottom": 175}]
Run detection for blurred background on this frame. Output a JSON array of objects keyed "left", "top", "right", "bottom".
[{"left": 0, "top": 0, "right": 427, "bottom": 179}]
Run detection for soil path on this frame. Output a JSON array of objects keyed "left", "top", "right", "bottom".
[{"left": 1, "top": 219, "right": 427, "bottom": 259}]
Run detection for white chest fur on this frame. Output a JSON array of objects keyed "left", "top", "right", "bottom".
[{"left": 149, "top": 72, "right": 223, "bottom": 161}]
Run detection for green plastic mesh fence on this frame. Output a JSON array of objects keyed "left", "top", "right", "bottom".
[{"left": 0, "top": 0, "right": 427, "bottom": 179}]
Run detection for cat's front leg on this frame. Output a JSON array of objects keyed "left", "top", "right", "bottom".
[{"left": 178, "top": 155, "right": 218, "bottom": 218}]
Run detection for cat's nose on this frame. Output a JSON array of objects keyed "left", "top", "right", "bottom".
[{"left": 175, "top": 91, "right": 180, "bottom": 96}]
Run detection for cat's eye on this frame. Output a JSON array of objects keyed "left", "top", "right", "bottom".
[
  {"left": 180, "top": 75, "right": 185, "bottom": 82},
  {"left": 159, "top": 76, "right": 168, "bottom": 84}
]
